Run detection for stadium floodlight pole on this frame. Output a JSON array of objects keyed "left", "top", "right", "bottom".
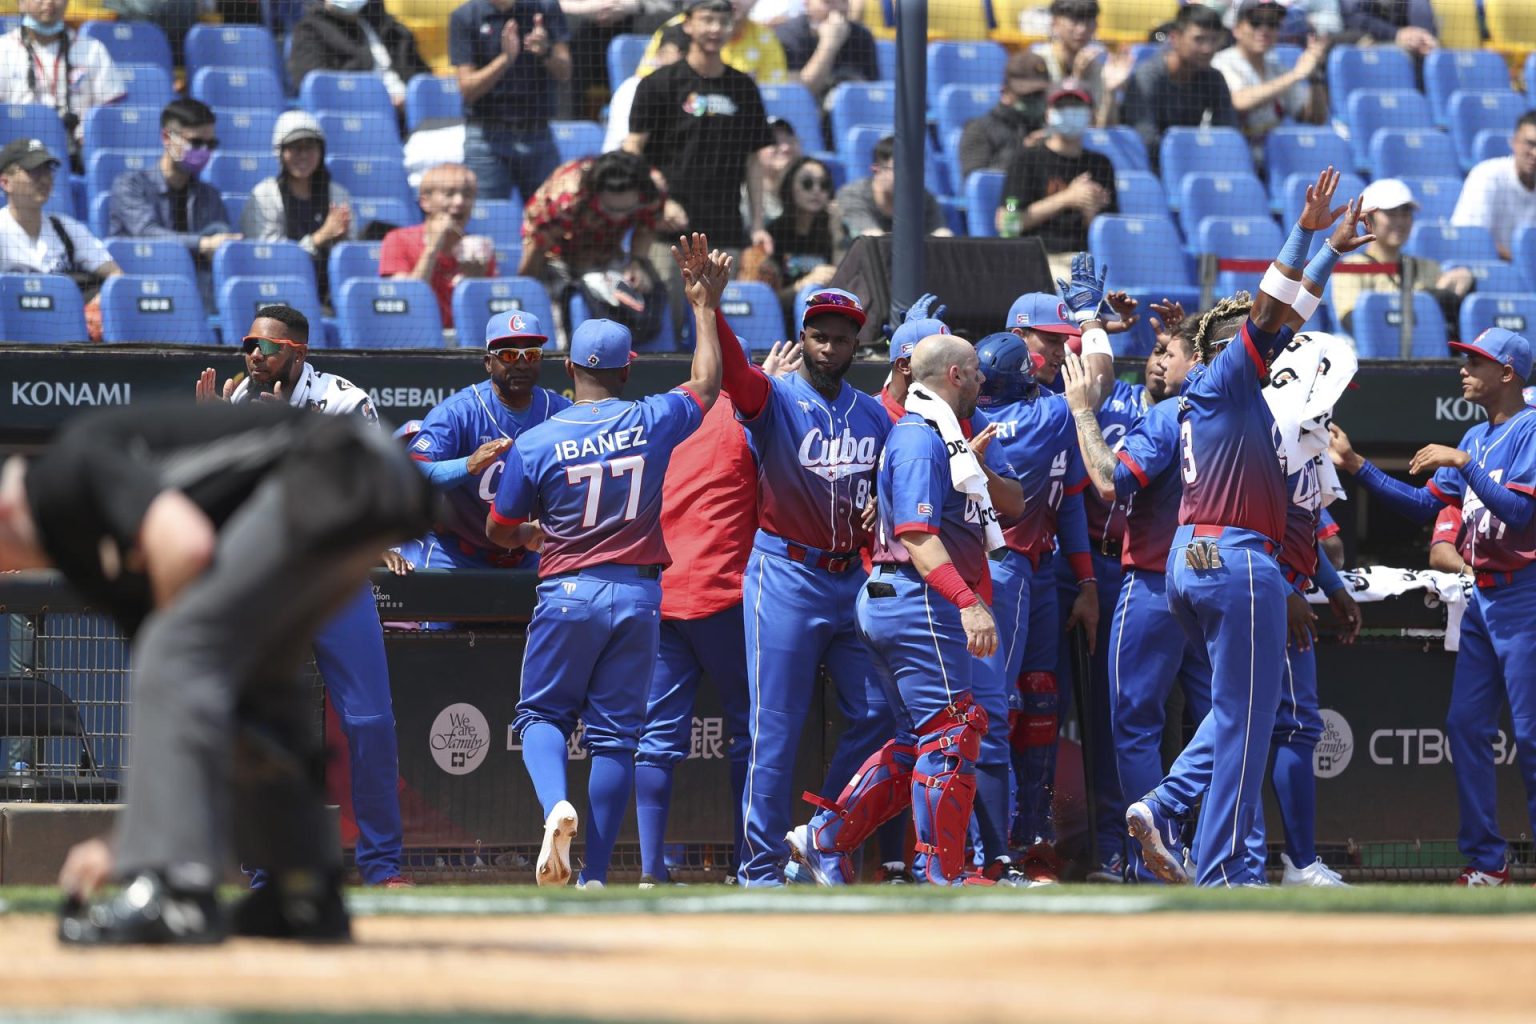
[{"left": 891, "top": 0, "right": 927, "bottom": 325}]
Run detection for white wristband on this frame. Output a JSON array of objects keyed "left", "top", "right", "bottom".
[
  {"left": 1291, "top": 287, "right": 1321, "bottom": 321},
  {"left": 1079, "top": 326, "right": 1113, "bottom": 359},
  {"left": 1260, "top": 265, "right": 1301, "bottom": 304}
]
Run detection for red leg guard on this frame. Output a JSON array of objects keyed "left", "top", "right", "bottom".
[
  {"left": 911, "top": 696, "right": 987, "bottom": 883},
  {"left": 804, "top": 739, "right": 916, "bottom": 855},
  {"left": 1009, "top": 671, "right": 1058, "bottom": 755}
]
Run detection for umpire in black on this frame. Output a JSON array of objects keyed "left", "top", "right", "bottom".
[{"left": 0, "top": 400, "right": 433, "bottom": 945}]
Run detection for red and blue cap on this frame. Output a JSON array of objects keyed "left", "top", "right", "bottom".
[
  {"left": 802, "top": 287, "right": 867, "bottom": 330},
  {"left": 485, "top": 309, "right": 547, "bottom": 349},
  {"left": 890, "top": 318, "right": 949, "bottom": 362},
  {"left": 1007, "top": 292, "right": 1081, "bottom": 337},
  {"left": 571, "top": 318, "right": 636, "bottom": 370},
  {"left": 1450, "top": 327, "right": 1531, "bottom": 382}
]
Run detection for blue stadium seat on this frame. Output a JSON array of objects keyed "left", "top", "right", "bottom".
[
  {"left": 113, "top": 64, "right": 174, "bottom": 111},
  {"left": 335, "top": 278, "right": 445, "bottom": 347},
  {"left": 935, "top": 84, "right": 995, "bottom": 143},
  {"left": 466, "top": 198, "right": 521, "bottom": 248},
  {"left": 1425, "top": 50, "right": 1511, "bottom": 125},
  {"left": 827, "top": 83, "right": 895, "bottom": 145},
  {"left": 606, "top": 33, "right": 649, "bottom": 92},
  {"left": 4, "top": 102, "right": 74, "bottom": 163},
  {"left": 1264, "top": 125, "right": 1351, "bottom": 205},
  {"left": 352, "top": 195, "right": 419, "bottom": 229},
  {"left": 213, "top": 240, "right": 316, "bottom": 296},
  {"left": 326, "top": 155, "right": 412, "bottom": 206},
  {"left": 927, "top": 41, "right": 1006, "bottom": 106},
  {"left": 314, "top": 112, "right": 402, "bottom": 159},
  {"left": 1083, "top": 126, "right": 1149, "bottom": 173},
  {"left": 1088, "top": 215, "right": 1200, "bottom": 307},
  {"left": 219, "top": 275, "right": 326, "bottom": 346},
  {"left": 1449, "top": 90, "right": 1527, "bottom": 171},
  {"left": 1513, "top": 226, "right": 1536, "bottom": 291},
  {"left": 205, "top": 152, "right": 278, "bottom": 196},
  {"left": 99, "top": 275, "right": 214, "bottom": 345},
  {"left": 1462, "top": 260, "right": 1525, "bottom": 294},
  {"left": 875, "top": 38, "right": 896, "bottom": 82},
  {"left": 1471, "top": 129, "right": 1512, "bottom": 164},
  {"left": 82, "top": 104, "right": 161, "bottom": 154},
  {"left": 299, "top": 71, "right": 394, "bottom": 119},
  {"left": 185, "top": 24, "right": 282, "bottom": 83},
  {"left": 328, "top": 241, "right": 382, "bottom": 292},
  {"left": 1404, "top": 222, "right": 1499, "bottom": 266},
  {"left": 452, "top": 277, "right": 555, "bottom": 346},
  {"left": 0, "top": 273, "right": 87, "bottom": 343},
  {"left": 86, "top": 150, "right": 156, "bottom": 205},
  {"left": 1114, "top": 170, "right": 1167, "bottom": 219},
  {"left": 568, "top": 291, "right": 679, "bottom": 353},
  {"left": 963, "top": 170, "right": 1003, "bottom": 237},
  {"left": 79, "top": 20, "right": 173, "bottom": 71},
  {"left": 1177, "top": 172, "right": 1269, "bottom": 244},
  {"left": 215, "top": 109, "right": 278, "bottom": 154},
  {"left": 1368, "top": 129, "right": 1461, "bottom": 181},
  {"left": 760, "top": 83, "right": 824, "bottom": 151},
  {"left": 105, "top": 238, "right": 197, "bottom": 283},
  {"left": 1271, "top": 44, "right": 1302, "bottom": 70},
  {"left": 221, "top": 191, "right": 247, "bottom": 227},
  {"left": 720, "top": 280, "right": 787, "bottom": 351},
  {"left": 1344, "top": 89, "right": 1433, "bottom": 172},
  {"left": 1459, "top": 293, "right": 1536, "bottom": 341},
  {"left": 1350, "top": 291, "right": 1447, "bottom": 359},
  {"left": 551, "top": 120, "right": 603, "bottom": 164},
  {"left": 1158, "top": 127, "right": 1251, "bottom": 210},
  {"left": 190, "top": 67, "right": 285, "bottom": 112},
  {"left": 405, "top": 76, "right": 461, "bottom": 132},
  {"left": 1397, "top": 175, "right": 1461, "bottom": 223},
  {"left": 1327, "top": 45, "right": 1415, "bottom": 116},
  {"left": 89, "top": 192, "right": 111, "bottom": 237},
  {"left": 1196, "top": 216, "right": 1285, "bottom": 297}
]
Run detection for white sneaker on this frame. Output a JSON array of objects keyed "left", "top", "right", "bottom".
[
  {"left": 535, "top": 800, "right": 579, "bottom": 887},
  {"left": 576, "top": 879, "right": 604, "bottom": 891},
  {"left": 1281, "top": 853, "right": 1349, "bottom": 887}
]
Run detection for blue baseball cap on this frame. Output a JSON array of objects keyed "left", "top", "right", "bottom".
[
  {"left": 1450, "top": 327, "right": 1532, "bottom": 381},
  {"left": 1007, "top": 293, "right": 1081, "bottom": 337},
  {"left": 890, "top": 318, "right": 948, "bottom": 362},
  {"left": 485, "top": 309, "right": 547, "bottom": 349},
  {"left": 570, "top": 318, "right": 635, "bottom": 370},
  {"left": 802, "top": 287, "right": 867, "bottom": 331}
]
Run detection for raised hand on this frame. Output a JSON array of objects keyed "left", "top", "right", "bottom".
[
  {"left": 501, "top": 17, "right": 522, "bottom": 60},
  {"left": 1060, "top": 349, "right": 1104, "bottom": 415},
  {"left": 671, "top": 231, "right": 711, "bottom": 304},
  {"left": 1408, "top": 443, "right": 1469, "bottom": 476},
  {"left": 1328, "top": 422, "right": 1363, "bottom": 473},
  {"left": 1298, "top": 166, "right": 1348, "bottom": 231},
  {"left": 1150, "top": 298, "right": 1186, "bottom": 339},
  {"left": 1105, "top": 290, "right": 1138, "bottom": 333},
  {"left": 1056, "top": 251, "right": 1109, "bottom": 326},
  {"left": 524, "top": 12, "right": 549, "bottom": 56},
  {"left": 761, "top": 339, "right": 803, "bottom": 376},
  {"left": 195, "top": 367, "right": 236, "bottom": 402},
  {"left": 969, "top": 421, "right": 999, "bottom": 458},
  {"left": 697, "top": 249, "right": 733, "bottom": 309},
  {"left": 1327, "top": 195, "right": 1377, "bottom": 254},
  {"left": 906, "top": 291, "right": 947, "bottom": 323}
]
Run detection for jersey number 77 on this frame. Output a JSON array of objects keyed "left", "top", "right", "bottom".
[{"left": 566, "top": 456, "right": 647, "bottom": 527}]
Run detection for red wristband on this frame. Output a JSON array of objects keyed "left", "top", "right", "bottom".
[{"left": 924, "top": 561, "right": 979, "bottom": 609}]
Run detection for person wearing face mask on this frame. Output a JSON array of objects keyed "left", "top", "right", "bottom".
[
  {"left": 287, "top": 0, "right": 432, "bottom": 115},
  {"left": 0, "top": 0, "right": 126, "bottom": 167},
  {"left": 959, "top": 49, "right": 1051, "bottom": 179},
  {"left": 996, "top": 83, "right": 1116, "bottom": 282}
]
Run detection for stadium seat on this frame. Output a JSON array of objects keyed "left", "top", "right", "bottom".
[
  {"left": 1344, "top": 90, "right": 1433, "bottom": 173},
  {"left": 1350, "top": 291, "right": 1448, "bottom": 359},
  {"left": 1327, "top": 45, "right": 1415, "bottom": 117},
  {"left": 82, "top": 104, "right": 161, "bottom": 154},
  {"left": 328, "top": 240, "right": 383, "bottom": 293},
  {"left": 875, "top": 38, "right": 896, "bottom": 81},
  {"left": 466, "top": 198, "right": 521, "bottom": 248},
  {"left": 4, "top": 103, "right": 74, "bottom": 164},
  {"left": 719, "top": 281, "right": 787, "bottom": 351},
  {"left": 190, "top": 67, "right": 286, "bottom": 113},
  {"left": 606, "top": 33, "right": 649, "bottom": 92},
  {"left": 221, "top": 191, "right": 247, "bottom": 228},
  {"left": 827, "top": 83, "right": 895, "bottom": 145},
  {"left": 205, "top": 152, "right": 279, "bottom": 196},
  {"left": 1197, "top": 217, "right": 1284, "bottom": 297},
  {"left": 1471, "top": 129, "right": 1512, "bottom": 164},
  {"left": 99, "top": 275, "right": 214, "bottom": 345},
  {"left": 1513, "top": 226, "right": 1536, "bottom": 291},
  {"left": 1113, "top": 170, "right": 1168, "bottom": 219},
  {"left": 1088, "top": 215, "right": 1200, "bottom": 310},
  {"left": 105, "top": 238, "right": 197, "bottom": 283},
  {"left": 299, "top": 71, "right": 395, "bottom": 120},
  {"left": 405, "top": 75, "right": 461, "bottom": 132},
  {"left": 551, "top": 120, "right": 603, "bottom": 164},
  {"left": 89, "top": 192, "right": 110, "bottom": 237},
  {"left": 928, "top": 41, "right": 1006, "bottom": 106},
  {"left": 113, "top": 64, "right": 174, "bottom": 111},
  {"left": 185, "top": 24, "right": 283, "bottom": 84},
  {"left": 352, "top": 196, "right": 419, "bottom": 230},
  {"left": 1368, "top": 129, "right": 1461, "bottom": 182},
  {"left": 1083, "top": 125, "right": 1150, "bottom": 173},
  {"left": 1448, "top": 90, "right": 1527, "bottom": 171},
  {"left": 963, "top": 170, "right": 1003, "bottom": 237},
  {"left": 451, "top": 277, "right": 554, "bottom": 346},
  {"left": 326, "top": 155, "right": 413, "bottom": 208},
  {"left": 1424, "top": 50, "right": 1511, "bottom": 125},
  {"left": 760, "top": 83, "right": 824, "bottom": 152},
  {"left": 1177, "top": 172, "right": 1269, "bottom": 245},
  {"left": 213, "top": 109, "right": 278, "bottom": 155},
  {"left": 219, "top": 275, "right": 326, "bottom": 347},
  {"left": 336, "top": 278, "right": 445, "bottom": 348},
  {"left": 568, "top": 291, "right": 679, "bottom": 353},
  {"left": 1397, "top": 175, "right": 1460, "bottom": 223},
  {"left": 315, "top": 112, "right": 403, "bottom": 160},
  {"left": 1265, "top": 126, "right": 1352, "bottom": 207},
  {"left": 1459, "top": 293, "right": 1536, "bottom": 341},
  {"left": 213, "top": 240, "right": 317, "bottom": 296},
  {"left": 86, "top": 150, "right": 156, "bottom": 205},
  {"left": 79, "top": 20, "right": 173, "bottom": 71},
  {"left": 0, "top": 273, "right": 88, "bottom": 344},
  {"left": 935, "top": 84, "right": 996, "bottom": 144},
  {"left": 1461, "top": 260, "right": 1525, "bottom": 294},
  {"left": 1158, "top": 127, "right": 1251, "bottom": 210},
  {"left": 1404, "top": 222, "right": 1499, "bottom": 267}
]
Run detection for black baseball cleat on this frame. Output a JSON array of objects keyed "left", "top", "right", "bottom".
[
  {"left": 58, "top": 872, "right": 224, "bottom": 946},
  {"left": 230, "top": 869, "right": 352, "bottom": 943}
]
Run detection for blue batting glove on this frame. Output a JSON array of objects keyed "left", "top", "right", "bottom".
[
  {"left": 1055, "top": 252, "right": 1109, "bottom": 325},
  {"left": 905, "top": 292, "right": 947, "bottom": 323}
]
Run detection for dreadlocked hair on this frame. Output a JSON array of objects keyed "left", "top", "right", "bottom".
[{"left": 1191, "top": 293, "right": 1254, "bottom": 364}]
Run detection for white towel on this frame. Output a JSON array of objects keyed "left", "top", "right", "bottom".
[
  {"left": 904, "top": 383, "right": 1007, "bottom": 552},
  {"left": 1263, "top": 331, "right": 1358, "bottom": 508}
]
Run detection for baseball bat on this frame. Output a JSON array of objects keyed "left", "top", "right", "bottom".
[{"left": 1068, "top": 622, "right": 1099, "bottom": 869}]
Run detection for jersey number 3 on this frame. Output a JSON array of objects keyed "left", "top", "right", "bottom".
[
  {"left": 1179, "top": 419, "right": 1198, "bottom": 485},
  {"left": 566, "top": 455, "right": 646, "bottom": 527}
]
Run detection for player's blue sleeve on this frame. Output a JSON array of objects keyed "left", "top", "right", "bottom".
[
  {"left": 420, "top": 456, "right": 473, "bottom": 486},
  {"left": 1113, "top": 403, "right": 1176, "bottom": 500},
  {"left": 1357, "top": 459, "right": 1443, "bottom": 523},
  {"left": 887, "top": 431, "right": 946, "bottom": 537},
  {"left": 1313, "top": 540, "right": 1346, "bottom": 596},
  {"left": 1459, "top": 460, "right": 1536, "bottom": 530},
  {"left": 1057, "top": 488, "right": 1089, "bottom": 556},
  {"left": 491, "top": 444, "right": 536, "bottom": 524},
  {"left": 1318, "top": 506, "right": 1339, "bottom": 538},
  {"left": 411, "top": 400, "right": 465, "bottom": 462},
  {"left": 643, "top": 388, "right": 707, "bottom": 448}
]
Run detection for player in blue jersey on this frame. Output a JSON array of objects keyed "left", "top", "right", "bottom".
[
  {"left": 401, "top": 310, "right": 570, "bottom": 571},
  {"left": 487, "top": 235, "right": 729, "bottom": 888},
  {"left": 717, "top": 285, "right": 897, "bottom": 887},
  {"left": 1330, "top": 327, "right": 1536, "bottom": 887}
]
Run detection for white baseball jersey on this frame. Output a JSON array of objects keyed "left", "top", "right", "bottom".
[{"left": 231, "top": 361, "right": 378, "bottom": 424}]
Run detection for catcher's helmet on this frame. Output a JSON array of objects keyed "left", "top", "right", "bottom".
[{"left": 975, "top": 332, "right": 1039, "bottom": 408}]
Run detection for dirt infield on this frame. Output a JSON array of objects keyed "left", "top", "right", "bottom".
[{"left": 3, "top": 909, "right": 1533, "bottom": 1023}]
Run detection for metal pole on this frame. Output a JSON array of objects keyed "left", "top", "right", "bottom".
[
  {"left": 890, "top": 0, "right": 928, "bottom": 324},
  {"left": 1399, "top": 257, "right": 1416, "bottom": 359}
]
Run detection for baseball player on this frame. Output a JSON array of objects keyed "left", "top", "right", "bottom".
[
  {"left": 399, "top": 310, "right": 571, "bottom": 571},
  {"left": 1428, "top": 503, "right": 1472, "bottom": 577},
  {"left": 488, "top": 237, "right": 728, "bottom": 889},
  {"left": 194, "top": 304, "right": 411, "bottom": 888},
  {"left": 717, "top": 285, "right": 897, "bottom": 888},
  {"left": 786, "top": 334, "right": 1001, "bottom": 885},
  {"left": 1330, "top": 327, "right": 1536, "bottom": 887},
  {"left": 16, "top": 401, "right": 432, "bottom": 944}
]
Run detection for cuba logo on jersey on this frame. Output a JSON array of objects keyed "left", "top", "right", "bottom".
[{"left": 797, "top": 427, "right": 878, "bottom": 481}]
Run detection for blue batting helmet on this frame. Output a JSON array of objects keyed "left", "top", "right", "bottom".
[{"left": 975, "top": 332, "right": 1038, "bottom": 408}]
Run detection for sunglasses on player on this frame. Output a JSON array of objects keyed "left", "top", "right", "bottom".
[
  {"left": 242, "top": 336, "right": 305, "bottom": 357},
  {"left": 490, "top": 346, "right": 544, "bottom": 365}
]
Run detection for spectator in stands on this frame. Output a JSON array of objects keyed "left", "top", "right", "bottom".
[
  {"left": 1452, "top": 111, "right": 1536, "bottom": 263},
  {"left": 996, "top": 82, "right": 1116, "bottom": 280},
  {"left": 239, "top": 111, "right": 357, "bottom": 302},
  {"left": 601, "top": 21, "right": 685, "bottom": 152},
  {"left": 836, "top": 134, "right": 951, "bottom": 240},
  {"left": 450, "top": 0, "right": 572, "bottom": 202},
  {"left": 776, "top": 0, "right": 878, "bottom": 101},
  {"left": 1120, "top": 2, "right": 1236, "bottom": 166},
  {"left": 380, "top": 162, "right": 496, "bottom": 328},
  {"left": 0, "top": 0, "right": 126, "bottom": 168},
  {"left": 639, "top": 0, "right": 788, "bottom": 86},
  {"left": 753, "top": 117, "right": 802, "bottom": 222},
  {"left": 109, "top": 99, "right": 241, "bottom": 261},
  {"left": 1332, "top": 178, "right": 1472, "bottom": 338},
  {"left": 1339, "top": 0, "right": 1436, "bottom": 58},
  {"left": 766, "top": 154, "right": 841, "bottom": 297},
  {"left": 1213, "top": 0, "right": 1327, "bottom": 166},
  {"left": 958, "top": 48, "right": 1051, "bottom": 179},
  {"left": 560, "top": 0, "right": 651, "bottom": 122},
  {"left": 286, "top": 0, "right": 432, "bottom": 115},
  {"left": 1030, "top": 0, "right": 1132, "bottom": 126},
  {"left": 1199, "top": 0, "right": 1343, "bottom": 40}
]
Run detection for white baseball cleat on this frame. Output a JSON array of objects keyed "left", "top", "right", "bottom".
[
  {"left": 1281, "top": 853, "right": 1348, "bottom": 887},
  {"left": 536, "top": 800, "right": 579, "bottom": 887},
  {"left": 576, "top": 879, "right": 604, "bottom": 891}
]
